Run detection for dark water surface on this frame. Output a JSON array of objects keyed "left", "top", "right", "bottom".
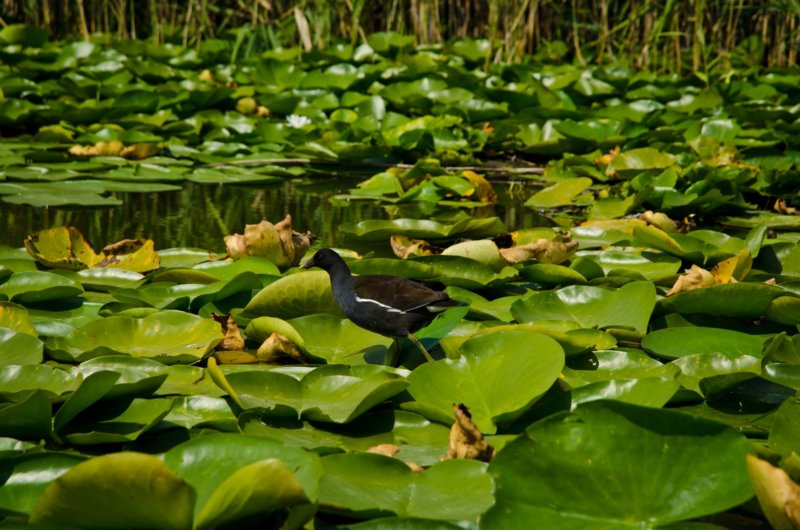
[{"left": 1, "top": 178, "right": 546, "bottom": 254}]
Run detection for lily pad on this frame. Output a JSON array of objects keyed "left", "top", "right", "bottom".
[
  {"left": 0, "top": 271, "right": 84, "bottom": 304},
  {"left": 319, "top": 453, "right": 493, "bottom": 520},
  {"left": 163, "top": 433, "right": 321, "bottom": 530},
  {"left": 0, "top": 301, "right": 37, "bottom": 335},
  {"left": 642, "top": 327, "right": 767, "bottom": 360},
  {"left": 244, "top": 271, "right": 343, "bottom": 319},
  {"left": 0, "top": 452, "right": 85, "bottom": 517},
  {"left": 657, "top": 282, "right": 787, "bottom": 320},
  {"left": 482, "top": 401, "right": 754, "bottom": 529},
  {"left": 60, "top": 396, "right": 175, "bottom": 445},
  {"left": 222, "top": 364, "right": 408, "bottom": 423},
  {"left": 46, "top": 311, "right": 223, "bottom": 363},
  {"left": 0, "top": 327, "right": 43, "bottom": 365},
  {"left": 288, "top": 314, "right": 393, "bottom": 364},
  {"left": 340, "top": 217, "right": 506, "bottom": 242},
  {"left": 511, "top": 281, "right": 656, "bottom": 333},
  {"left": 30, "top": 452, "right": 195, "bottom": 530},
  {"left": 407, "top": 329, "right": 564, "bottom": 433},
  {"left": 525, "top": 177, "right": 593, "bottom": 208}
]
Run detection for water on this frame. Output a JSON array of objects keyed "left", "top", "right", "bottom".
[{"left": 1, "top": 178, "right": 546, "bottom": 254}]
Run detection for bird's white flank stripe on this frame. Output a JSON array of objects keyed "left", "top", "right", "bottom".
[{"left": 354, "top": 295, "right": 405, "bottom": 314}]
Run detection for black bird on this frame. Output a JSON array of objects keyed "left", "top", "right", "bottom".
[{"left": 303, "top": 248, "right": 465, "bottom": 363}]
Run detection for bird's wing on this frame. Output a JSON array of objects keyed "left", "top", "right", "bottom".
[{"left": 353, "top": 275, "right": 448, "bottom": 312}]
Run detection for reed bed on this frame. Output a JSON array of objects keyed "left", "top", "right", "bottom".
[{"left": 1, "top": 0, "right": 799, "bottom": 72}]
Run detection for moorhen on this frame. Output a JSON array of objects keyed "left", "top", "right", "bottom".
[{"left": 303, "top": 248, "right": 465, "bottom": 363}]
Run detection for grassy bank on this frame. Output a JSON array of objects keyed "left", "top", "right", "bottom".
[{"left": 1, "top": 0, "right": 799, "bottom": 72}]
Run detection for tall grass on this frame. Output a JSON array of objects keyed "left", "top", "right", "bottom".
[{"left": 1, "top": 0, "right": 799, "bottom": 72}]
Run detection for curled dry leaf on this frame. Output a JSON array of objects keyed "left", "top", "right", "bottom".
[
  {"left": 594, "top": 145, "right": 621, "bottom": 167},
  {"left": 367, "top": 444, "right": 400, "bottom": 458},
  {"left": 25, "top": 226, "right": 101, "bottom": 270},
  {"left": 25, "top": 227, "right": 160, "bottom": 272},
  {"left": 462, "top": 170, "right": 497, "bottom": 205},
  {"left": 443, "top": 403, "right": 494, "bottom": 463},
  {"left": 212, "top": 314, "right": 246, "bottom": 351},
  {"left": 499, "top": 236, "right": 578, "bottom": 265},
  {"left": 746, "top": 454, "right": 800, "bottom": 530},
  {"left": 256, "top": 332, "right": 306, "bottom": 364},
  {"left": 640, "top": 211, "right": 678, "bottom": 233},
  {"left": 68, "top": 140, "right": 159, "bottom": 159},
  {"left": 712, "top": 250, "right": 752, "bottom": 283},
  {"left": 366, "top": 444, "right": 423, "bottom": 471},
  {"left": 96, "top": 239, "right": 161, "bottom": 272},
  {"left": 666, "top": 264, "right": 716, "bottom": 296},
  {"left": 775, "top": 198, "right": 799, "bottom": 216},
  {"left": 667, "top": 251, "right": 752, "bottom": 296},
  {"left": 224, "top": 215, "right": 313, "bottom": 268},
  {"left": 391, "top": 235, "right": 437, "bottom": 259}
]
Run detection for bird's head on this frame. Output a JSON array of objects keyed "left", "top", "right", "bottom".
[{"left": 301, "top": 248, "right": 343, "bottom": 271}]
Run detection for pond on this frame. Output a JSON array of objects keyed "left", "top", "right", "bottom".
[
  {"left": 2, "top": 24, "right": 800, "bottom": 530},
  {"left": 1, "top": 176, "right": 546, "bottom": 254}
]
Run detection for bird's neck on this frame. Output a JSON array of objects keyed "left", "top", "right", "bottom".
[{"left": 323, "top": 260, "right": 355, "bottom": 301}]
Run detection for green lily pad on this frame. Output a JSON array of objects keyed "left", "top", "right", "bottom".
[
  {"left": 246, "top": 408, "right": 450, "bottom": 466},
  {"left": 244, "top": 271, "right": 343, "bottom": 319},
  {"left": 348, "top": 256, "right": 518, "bottom": 289},
  {"left": 766, "top": 295, "right": 800, "bottom": 326},
  {"left": 407, "top": 329, "right": 564, "bottom": 433},
  {"left": 482, "top": 400, "right": 753, "bottom": 529},
  {"left": 518, "top": 263, "right": 589, "bottom": 285},
  {"left": 157, "top": 248, "right": 216, "bottom": 269},
  {"left": 525, "top": 177, "right": 593, "bottom": 208},
  {"left": 0, "top": 301, "right": 37, "bottom": 335},
  {"left": 162, "top": 395, "right": 237, "bottom": 430},
  {"left": 642, "top": 327, "right": 767, "bottom": 360},
  {"left": 52, "top": 370, "right": 121, "bottom": 433},
  {"left": 578, "top": 250, "right": 682, "bottom": 281},
  {"left": 288, "top": 314, "right": 393, "bottom": 364},
  {"left": 657, "top": 283, "right": 787, "bottom": 320},
  {"left": 60, "top": 396, "right": 174, "bottom": 445},
  {"left": 0, "top": 452, "right": 86, "bottom": 517},
  {"left": 672, "top": 353, "right": 762, "bottom": 395},
  {"left": 193, "top": 256, "right": 281, "bottom": 281},
  {"left": 767, "top": 397, "right": 800, "bottom": 458},
  {"left": 562, "top": 349, "right": 680, "bottom": 408},
  {"left": 222, "top": 364, "right": 408, "bottom": 423},
  {"left": 511, "top": 281, "right": 656, "bottom": 333},
  {"left": 319, "top": 454, "right": 493, "bottom": 520},
  {"left": 30, "top": 452, "right": 195, "bottom": 530},
  {"left": 340, "top": 217, "right": 506, "bottom": 242},
  {"left": 46, "top": 311, "right": 222, "bottom": 363},
  {"left": 0, "top": 271, "right": 84, "bottom": 304},
  {"left": 609, "top": 147, "right": 677, "bottom": 175},
  {"left": 570, "top": 377, "right": 681, "bottom": 409},
  {"left": 163, "top": 434, "right": 321, "bottom": 530},
  {"left": 0, "top": 364, "right": 76, "bottom": 399},
  {"left": 0, "top": 327, "right": 43, "bottom": 365},
  {"left": 0, "top": 390, "right": 52, "bottom": 440},
  {"left": 76, "top": 268, "right": 146, "bottom": 291},
  {"left": 74, "top": 355, "right": 168, "bottom": 398}
]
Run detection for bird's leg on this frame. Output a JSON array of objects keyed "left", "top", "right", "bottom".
[
  {"left": 406, "top": 332, "right": 435, "bottom": 363},
  {"left": 385, "top": 338, "right": 401, "bottom": 367}
]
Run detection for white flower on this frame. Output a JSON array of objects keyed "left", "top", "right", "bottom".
[{"left": 286, "top": 114, "right": 312, "bottom": 128}]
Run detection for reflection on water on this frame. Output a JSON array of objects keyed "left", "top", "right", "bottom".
[{"left": 1, "top": 178, "right": 547, "bottom": 254}]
